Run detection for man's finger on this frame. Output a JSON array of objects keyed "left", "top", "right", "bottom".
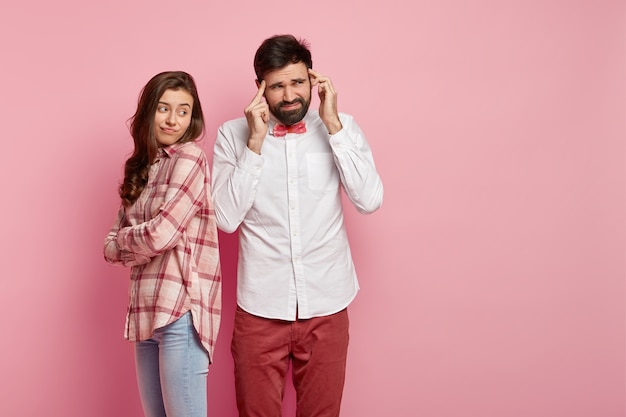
[
  {"left": 251, "top": 80, "right": 266, "bottom": 104},
  {"left": 308, "top": 68, "right": 322, "bottom": 78},
  {"left": 308, "top": 68, "right": 322, "bottom": 85}
]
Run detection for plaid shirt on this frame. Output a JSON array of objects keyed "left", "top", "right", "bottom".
[{"left": 104, "top": 141, "right": 221, "bottom": 361}]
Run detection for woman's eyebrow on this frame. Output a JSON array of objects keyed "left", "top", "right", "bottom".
[{"left": 158, "top": 101, "right": 191, "bottom": 107}]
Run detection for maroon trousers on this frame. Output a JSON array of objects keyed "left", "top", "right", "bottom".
[{"left": 231, "top": 307, "right": 350, "bottom": 417}]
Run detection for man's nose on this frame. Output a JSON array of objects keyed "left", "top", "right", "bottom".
[{"left": 283, "top": 86, "right": 296, "bottom": 102}]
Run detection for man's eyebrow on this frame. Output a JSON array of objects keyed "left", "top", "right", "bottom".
[{"left": 268, "top": 78, "right": 307, "bottom": 88}]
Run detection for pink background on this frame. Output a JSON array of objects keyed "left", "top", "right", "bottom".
[{"left": 1, "top": 1, "right": 624, "bottom": 416}]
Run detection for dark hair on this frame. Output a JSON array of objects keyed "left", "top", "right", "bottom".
[
  {"left": 253, "top": 34, "right": 313, "bottom": 81},
  {"left": 119, "top": 71, "right": 205, "bottom": 207}
]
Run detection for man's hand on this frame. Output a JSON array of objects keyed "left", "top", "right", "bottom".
[
  {"left": 245, "top": 80, "right": 269, "bottom": 154},
  {"left": 309, "top": 69, "right": 343, "bottom": 135}
]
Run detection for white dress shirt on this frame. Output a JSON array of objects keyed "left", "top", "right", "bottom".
[{"left": 212, "top": 110, "right": 383, "bottom": 321}]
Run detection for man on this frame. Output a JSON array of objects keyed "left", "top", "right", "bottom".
[{"left": 212, "top": 34, "right": 383, "bottom": 417}]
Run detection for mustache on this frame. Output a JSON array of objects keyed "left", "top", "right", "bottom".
[{"left": 279, "top": 98, "right": 305, "bottom": 107}]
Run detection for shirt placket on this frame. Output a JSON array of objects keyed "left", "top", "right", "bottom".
[{"left": 285, "top": 137, "right": 306, "bottom": 319}]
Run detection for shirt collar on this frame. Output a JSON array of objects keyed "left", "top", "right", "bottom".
[{"left": 159, "top": 141, "right": 187, "bottom": 158}]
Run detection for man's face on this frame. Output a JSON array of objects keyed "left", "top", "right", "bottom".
[{"left": 260, "top": 62, "right": 311, "bottom": 125}]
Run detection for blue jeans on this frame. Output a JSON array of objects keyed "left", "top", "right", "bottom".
[{"left": 135, "top": 312, "right": 209, "bottom": 417}]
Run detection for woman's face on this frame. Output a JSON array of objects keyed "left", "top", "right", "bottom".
[{"left": 153, "top": 88, "right": 194, "bottom": 147}]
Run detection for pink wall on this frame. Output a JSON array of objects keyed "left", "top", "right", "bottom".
[{"left": 1, "top": 1, "right": 623, "bottom": 416}]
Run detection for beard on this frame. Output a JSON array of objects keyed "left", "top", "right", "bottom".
[{"left": 270, "top": 95, "right": 311, "bottom": 126}]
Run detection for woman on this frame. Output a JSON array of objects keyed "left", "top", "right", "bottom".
[{"left": 104, "top": 71, "right": 221, "bottom": 417}]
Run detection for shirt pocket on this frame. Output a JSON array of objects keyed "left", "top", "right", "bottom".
[{"left": 306, "top": 153, "right": 339, "bottom": 191}]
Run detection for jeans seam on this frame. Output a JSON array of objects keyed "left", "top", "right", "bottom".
[{"left": 184, "top": 313, "right": 192, "bottom": 416}]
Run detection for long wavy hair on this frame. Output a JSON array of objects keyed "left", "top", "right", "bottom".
[{"left": 119, "top": 71, "right": 205, "bottom": 207}]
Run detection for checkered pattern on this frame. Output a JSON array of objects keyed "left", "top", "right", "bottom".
[{"left": 104, "top": 141, "right": 221, "bottom": 361}]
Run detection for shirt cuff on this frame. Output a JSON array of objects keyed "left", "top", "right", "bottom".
[
  {"left": 115, "top": 228, "right": 128, "bottom": 252},
  {"left": 240, "top": 146, "right": 264, "bottom": 175},
  {"left": 329, "top": 128, "right": 353, "bottom": 153}
]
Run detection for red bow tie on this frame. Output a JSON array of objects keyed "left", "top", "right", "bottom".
[{"left": 273, "top": 121, "right": 306, "bottom": 137}]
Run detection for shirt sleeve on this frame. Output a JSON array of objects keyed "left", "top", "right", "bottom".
[
  {"left": 329, "top": 114, "right": 384, "bottom": 214},
  {"left": 103, "top": 206, "right": 152, "bottom": 267},
  {"left": 211, "top": 122, "right": 264, "bottom": 233},
  {"left": 115, "top": 147, "right": 208, "bottom": 256}
]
